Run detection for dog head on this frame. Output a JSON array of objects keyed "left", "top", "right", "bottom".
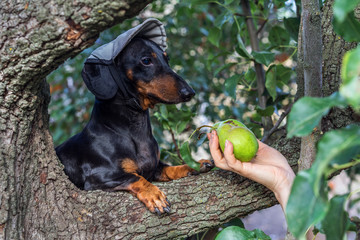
[
  {"left": 113, "top": 38, "right": 195, "bottom": 109},
  {"left": 81, "top": 18, "right": 195, "bottom": 110}
]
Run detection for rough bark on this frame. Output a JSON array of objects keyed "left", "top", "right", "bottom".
[
  {"left": 296, "top": 0, "right": 359, "bottom": 171},
  {"left": 321, "top": 0, "right": 360, "bottom": 132},
  {"left": 298, "top": 0, "right": 323, "bottom": 171},
  {"left": 0, "top": 1, "right": 298, "bottom": 239}
]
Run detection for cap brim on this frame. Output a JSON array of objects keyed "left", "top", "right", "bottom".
[{"left": 87, "top": 18, "right": 167, "bottom": 62}]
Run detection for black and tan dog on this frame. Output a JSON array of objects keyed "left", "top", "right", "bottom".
[{"left": 56, "top": 24, "right": 213, "bottom": 214}]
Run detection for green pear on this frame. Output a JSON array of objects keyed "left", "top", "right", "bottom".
[
  {"left": 190, "top": 119, "right": 258, "bottom": 162},
  {"left": 217, "top": 126, "right": 258, "bottom": 162},
  {"left": 213, "top": 119, "right": 248, "bottom": 151},
  {"left": 213, "top": 119, "right": 247, "bottom": 129}
]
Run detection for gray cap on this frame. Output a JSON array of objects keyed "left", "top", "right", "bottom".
[{"left": 87, "top": 18, "right": 167, "bottom": 62}]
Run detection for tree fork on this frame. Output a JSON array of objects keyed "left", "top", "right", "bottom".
[{"left": 0, "top": 1, "right": 299, "bottom": 239}]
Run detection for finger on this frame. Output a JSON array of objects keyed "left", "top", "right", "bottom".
[
  {"left": 208, "top": 131, "right": 224, "bottom": 162},
  {"left": 223, "top": 140, "right": 246, "bottom": 169},
  {"left": 223, "top": 140, "right": 252, "bottom": 176},
  {"left": 223, "top": 140, "right": 236, "bottom": 164}
]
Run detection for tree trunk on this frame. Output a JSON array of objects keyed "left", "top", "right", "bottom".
[
  {"left": 321, "top": 0, "right": 360, "bottom": 131},
  {"left": 296, "top": 0, "right": 359, "bottom": 172},
  {"left": 0, "top": 1, "right": 297, "bottom": 239},
  {"left": 298, "top": 0, "right": 323, "bottom": 171}
]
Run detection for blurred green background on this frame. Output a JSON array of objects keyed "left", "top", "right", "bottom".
[{"left": 47, "top": 0, "right": 299, "bottom": 165}]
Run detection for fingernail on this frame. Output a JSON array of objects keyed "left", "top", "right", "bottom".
[{"left": 225, "top": 140, "right": 229, "bottom": 147}]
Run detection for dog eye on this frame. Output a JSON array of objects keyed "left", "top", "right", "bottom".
[{"left": 141, "top": 57, "right": 152, "bottom": 66}]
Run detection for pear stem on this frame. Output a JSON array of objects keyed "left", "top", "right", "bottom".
[{"left": 188, "top": 125, "right": 214, "bottom": 141}]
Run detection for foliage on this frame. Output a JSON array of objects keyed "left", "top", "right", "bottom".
[
  {"left": 190, "top": 217, "right": 270, "bottom": 240},
  {"left": 215, "top": 226, "right": 271, "bottom": 240},
  {"left": 168, "top": 0, "right": 298, "bottom": 168},
  {"left": 48, "top": 0, "right": 298, "bottom": 168},
  {"left": 285, "top": 0, "right": 360, "bottom": 238}
]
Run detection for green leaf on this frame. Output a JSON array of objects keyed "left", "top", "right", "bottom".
[
  {"left": 312, "top": 125, "right": 360, "bottom": 192},
  {"left": 341, "top": 46, "right": 360, "bottom": 82},
  {"left": 252, "top": 51, "right": 275, "bottom": 66},
  {"left": 225, "top": 0, "right": 234, "bottom": 4},
  {"left": 256, "top": 106, "right": 275, "bottom": 117},
  {"left": 333, "top": 10, "right": 360, "bottom": 42},
  {"left": 214, "top": 62, "right": 237, "bottom": 76},
  {"left": 176, "top": 121, "right": 188, "bottom": 134},
  {"left": 333, "top": 0, "right": 360, "bottom": 22},
  {"left": 265, "top": 65, "right": 292, "bottom": 100},
  {"left": 223, "top": 218, "right": 245, "bottom": 228},
  {"left": 286, "top": 170, "right": 328, "bottom": 239},
  {"left": 321, "top": 194, "right": 350, "bottom": 240},
  {"left": 215, "top": 226, "right": 253, "bottom": 240},
  {"left": 215, "top": 226, "right": 271, "bottom": 240},
  {"left": 276, "top": 65, "right": 293, "bottom": 85},
  {"left": 340, "top": 46, "right": 360, "bottom": 109},
  {"left": 179, "top": 142, "right": 200, "bottom": 171},
  {"left": 214, "top": 11, "right": 233, "bottom": 29},
  {"left": 287, "top": 92, "right": 347, "bottom": 138},
  {"left": 244, "top": 68, "right": 256, "bottom": 83},
  {"left": 225, "top": 75, "right": 240, "bottom": 99},
  {"left": 265, "top": 65, "right": 278, "bottom": 100},
  {"left": 284, "top": 17, "right": 300, "bottom": 41},
  {"left": 252, "top": 229, "right": 272, "bottom": 239},
  {"left": 182, "top": 0, "right": 218, "bottom": 5},
  {"left": 208, "top": 27, "right": 222, "bottom": 47},
  {"left": 196, "top": 133, "right": 208, "bottom": 147},
  {"left": 160, "top": 105, "right": 168, "bottom": 119},
  {"left": 268, "top": 26, "right": 290, "bottom": 46},
  {"left": 340, "top": 78, "right": 360, "bottom": 110},
  {"left": 236, "top": 34, "right": 252, "bottom": 59}
]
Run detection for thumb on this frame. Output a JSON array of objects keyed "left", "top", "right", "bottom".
[{"left": 223, "top": 140, "right": 237, "bottom": 165}]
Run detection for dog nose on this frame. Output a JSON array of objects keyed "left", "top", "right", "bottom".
[{"left": 180, "top": 87, "right": 195, "bottom": 100}]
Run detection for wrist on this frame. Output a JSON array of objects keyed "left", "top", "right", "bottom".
[{"left": 274, "top": 171, "right": 295, "bottom": 211}]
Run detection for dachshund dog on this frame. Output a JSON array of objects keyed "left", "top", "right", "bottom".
[{"left": 56, "top": 37, "right": 213, "bottom": 214}]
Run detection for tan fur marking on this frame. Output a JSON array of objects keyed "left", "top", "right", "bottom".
[
  {"left": 151, "top": 52, "right": 157, "bottom": 58},
  {"left": 157, "top": 165, "right": 194, "bottom": 182},
  {"left": 157, "top": 160, "right": 213, "bottom": 182},
  {"left": 126, "top": 174, "right": 168, "bottom": 213},
  {"left": 121, "top": 158, "right": 138, "bottom": 173},
  {"left": 126, "top": 69, "right": 133, "bottom": 80},
  {"left": 136, "top": 75, "right": 179, "bottom": 110}
]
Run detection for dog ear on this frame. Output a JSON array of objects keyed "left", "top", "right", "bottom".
[{"left": 81, "top": 63, "right": 118, "bottom": 100}]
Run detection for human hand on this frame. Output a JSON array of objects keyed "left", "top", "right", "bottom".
[{"left": 207, "top": 130, "right": 295, "bottom": 211}]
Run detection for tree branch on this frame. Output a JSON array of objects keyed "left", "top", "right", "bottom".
[
  {"left": 240, "top": 0, "right": 273, "bottom": 133},
  {"left": 261, "top": 104, "right": 292, "bottom": 143},
  {"left": 169, "top": 128, "right": 184, "bottom": 163}
]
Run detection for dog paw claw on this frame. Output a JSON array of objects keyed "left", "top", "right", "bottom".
[
  {"left": 166, "top": 198, "right": 171, "bottom": 207},
  {"left": 155, "top": 207, "right": 161, "bottom": 216},
  {"left": 198, "top": 159, "right": 215, "bottom": 173},
  {"left": 163, "top": 206, "right": 171, "bottom": 213}
]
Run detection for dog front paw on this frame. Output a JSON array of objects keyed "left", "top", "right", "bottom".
[
  {"left": 189, "top": 159, "right": 214, "bottom": 175},
  {"left": 199, "top": 159, "right": 215, "bottom": 173},
  {"left": 136, "top": 184, "right": 171, "bottom": 215}
]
